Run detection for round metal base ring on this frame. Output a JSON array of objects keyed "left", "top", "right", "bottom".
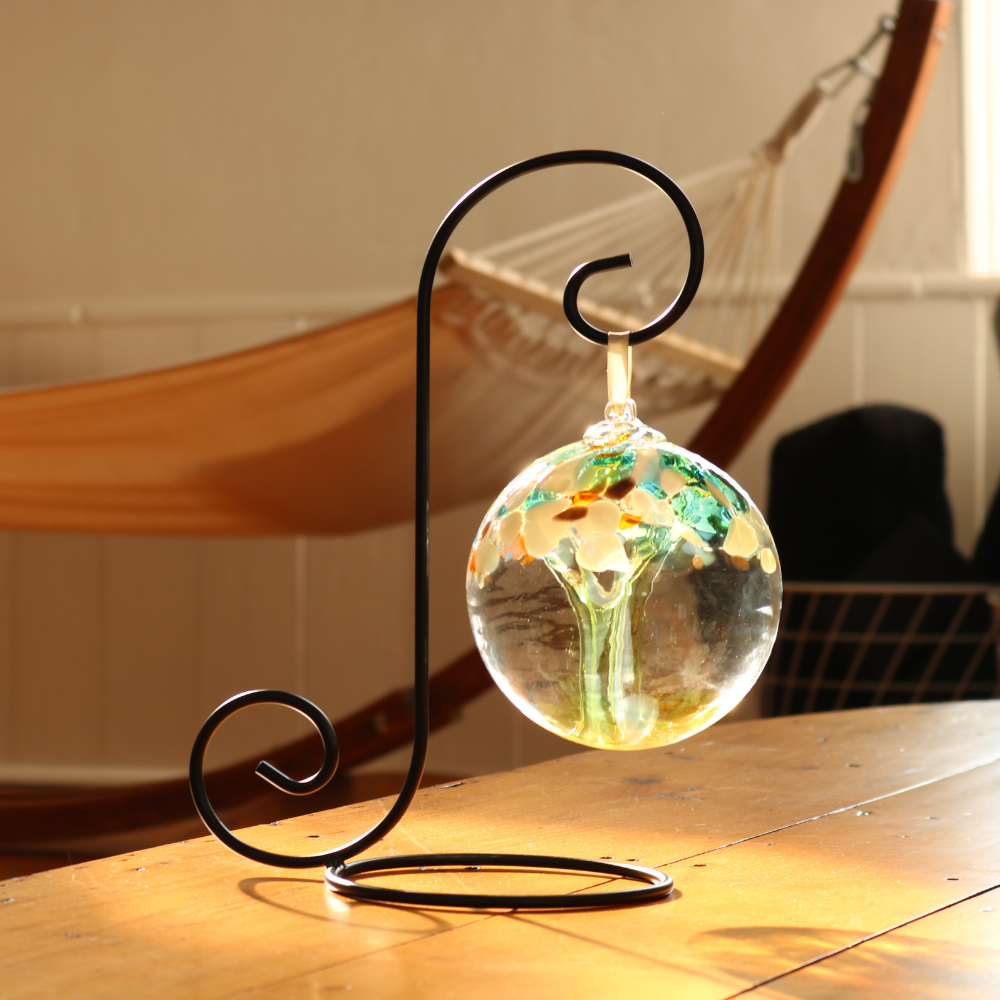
[{"left": 325, "top": 852, "right": 673, "bottom": 910}]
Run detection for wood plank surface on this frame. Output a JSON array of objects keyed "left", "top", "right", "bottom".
[
  {"left": 2, "top": 702, "right": 999, "bottom": 999},
  {"left": 745, "top": 887, "right": 1000, "bottom": 999},
  {"left": 306, "top": 756, "right": 1000, "bottom": 1000}
]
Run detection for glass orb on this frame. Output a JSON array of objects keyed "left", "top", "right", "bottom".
[{"left": 467, "top": 404, "right": 781, "bottom": 751}]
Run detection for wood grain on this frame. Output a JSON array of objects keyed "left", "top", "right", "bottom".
[
  {"left": 1, "top": 702, "right": 999, "bottom": 999},
  {"left": 745, "top": 887, "right": 1000, "bottom": 999},
  {"left": 331, "top": 757, "right": 1000, "bottom": 1000}
]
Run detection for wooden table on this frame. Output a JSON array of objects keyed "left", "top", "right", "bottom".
[{"left": 4, "top": 702, "right": 1000, "bottom": 998}]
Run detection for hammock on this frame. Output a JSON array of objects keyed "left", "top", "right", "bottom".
[{"left": 0, "top": 3, "right": 943, "bottom": 539}]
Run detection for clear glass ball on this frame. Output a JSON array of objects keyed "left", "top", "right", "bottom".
[{"left": 467, "top": 404, "right": 781, "bottom": 751}]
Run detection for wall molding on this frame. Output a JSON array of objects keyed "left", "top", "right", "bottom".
[
  {"left": 0, "top": 273, "right": 996, "bottom": 334},
  {"left": 845, "top": 271, "right": 1000, "bottom": 300}
]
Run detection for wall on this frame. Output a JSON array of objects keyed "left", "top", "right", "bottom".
[
  {"left": 0, "top": 0, "right": 964, "bottom": 302},
  {"left": 0, "top": 0, "right": 989, "bottom": 783}
]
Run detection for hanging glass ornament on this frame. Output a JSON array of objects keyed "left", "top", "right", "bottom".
[
  {"left": 467, "top": 332, "right": 781, "bottom": 751},
  {"left": 189, "top": 150, "right": 775, "bottom": 911}
]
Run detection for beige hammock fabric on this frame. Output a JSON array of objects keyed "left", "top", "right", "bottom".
[{"left": 0, "top": 286, "right": 661, "bottom": 536}]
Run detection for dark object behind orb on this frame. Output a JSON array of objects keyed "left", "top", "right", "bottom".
[
  {"left": 768, "top": 405, "right": 973, "bottom": 583},
  {"left": 762, "top": 405, "right": 1000, "bottom": 717}
]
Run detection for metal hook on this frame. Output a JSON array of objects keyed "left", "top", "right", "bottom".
[
  {"left": 560, "top": 189, "right": 702, "bottom": 345},
  {"left": 814, "top": 12, "right": 896, "bottom": 99},
  {"left": 563, "top": 253, "right": 633, "bottom": 344}
]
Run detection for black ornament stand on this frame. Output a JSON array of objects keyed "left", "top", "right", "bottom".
[{"left": 189, "top": 150, "right": 704, "bottom": 909}]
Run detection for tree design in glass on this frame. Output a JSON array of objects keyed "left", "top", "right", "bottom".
[{"left": 468, "top": 404, "right": 780, "bottom": 751}]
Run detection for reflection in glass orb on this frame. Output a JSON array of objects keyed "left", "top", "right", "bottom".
[{"left": 467, "top": 405, "right": 781, "bottom": 751}]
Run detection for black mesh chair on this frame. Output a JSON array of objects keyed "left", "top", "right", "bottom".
[{"left": 760, "top": 583, "right": 1000, "bottom": 716}]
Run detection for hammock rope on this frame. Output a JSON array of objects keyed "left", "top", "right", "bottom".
[{"left": 442, "top": 16, "right": 897, "bottom": 414}]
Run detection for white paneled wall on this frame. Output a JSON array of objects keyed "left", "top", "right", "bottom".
[
  {"left": 0, "top": 0, "right": 979, "bottom": 783},
  {"left": 0, "top": 280, "right": 996, "bottom": 783}
]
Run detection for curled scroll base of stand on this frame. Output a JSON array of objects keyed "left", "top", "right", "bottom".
[
  {"left": 325, "top": 853, "right": 673, "bottom": 910},
  {"left": 191, "top": 693, "right": 673, "bottom": 910}
]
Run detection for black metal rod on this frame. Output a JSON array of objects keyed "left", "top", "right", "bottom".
[
  {"left": 563, "top": 253, "right": 634, "bottom": 342},
  {"left": 189, "top": 150, "right": 702, "bottom": 906},
  {"left": 326, "top": 854, "right": 672, "bottom": 909}
]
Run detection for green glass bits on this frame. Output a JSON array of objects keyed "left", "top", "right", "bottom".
[{"left": 467, "top": 407, "right": 781, "bottom": 751}]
